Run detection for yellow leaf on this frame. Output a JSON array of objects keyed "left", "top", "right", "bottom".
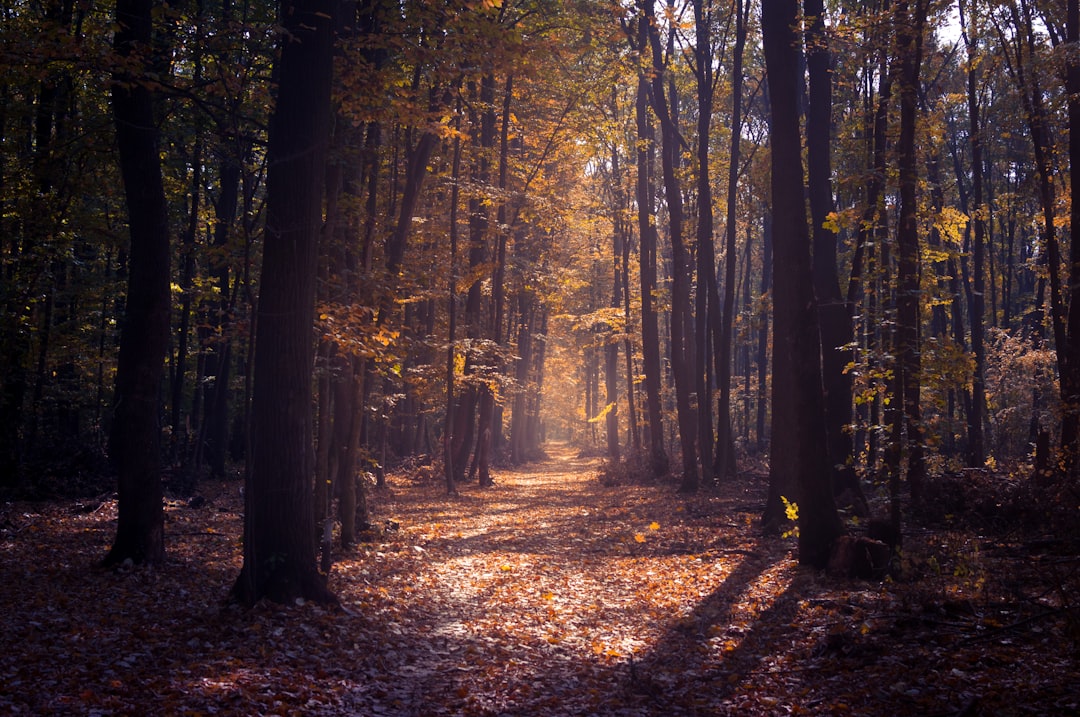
[
  {"left": 649, "top": 521, "right": 660, "bottom": 531},
  {"left": 500, "top": 564, "right": 512, "bottom": 572},
  {"left": 634, "top": 534, "right": 646, "bottom": 543},
  {"left": 541, "top": 592, "right": 554, "bottom": 601}
]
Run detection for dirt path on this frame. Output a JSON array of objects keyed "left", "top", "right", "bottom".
[
  {"left": 342, "top": 443, "right": 793, "bottom": 715},
  {"left": 2, "top": 444, "right": 1077, "bottom": 715}
]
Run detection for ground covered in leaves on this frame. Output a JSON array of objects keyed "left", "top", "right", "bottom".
[{"left": 1, "top": 444, "right": 1078, "bottom": 715}]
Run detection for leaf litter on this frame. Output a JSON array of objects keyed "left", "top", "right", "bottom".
[{"left": 0, "top": 444, "right": 1077, "bottom": 715}]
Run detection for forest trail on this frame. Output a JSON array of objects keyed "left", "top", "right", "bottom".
[
  {"left": 1, "top": 446, "right": 1077, "bottom": 715},
  {"left": 348, "top": 441, "right": 790, "bottom": 715}
]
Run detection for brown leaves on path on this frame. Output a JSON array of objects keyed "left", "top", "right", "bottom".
[{"left": 1, "top": 443, "right": 1077, "bottom": 715}]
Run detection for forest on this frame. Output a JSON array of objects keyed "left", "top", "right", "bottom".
[{"left": 1, "top": 0, "right": 1079, "bottom": 713}]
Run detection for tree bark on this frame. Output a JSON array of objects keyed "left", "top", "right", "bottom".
[
  {"left": 102, "top": 0, "right": 170, "bottom": 568},
  {"left": 761, "top": 0, "right": 844, "bottom": 567},
  {"left": 714, "top": 0, "right": 749, "bottom": 481},
  {"left": 805, "top": 0, "right": 863, "bottom": 510},
  {"left": 891, "top": 0, "right": 928, "bottom": 508},
  {"left": 634, "top": 55, "right": 668, "bottom": 478},
  {"left": 643, "top": 0, "right": 698, "bottom": 491},
  {"left": 1062, "top": 0, "right": 1080, "bottom": 471},
  {"left": 959, "top": 0, "right": 987, "bottom": 467},
  {"left": 231, "top": 0, "right": 336, "bottom": 606}
]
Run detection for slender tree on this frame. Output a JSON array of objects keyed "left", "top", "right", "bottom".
[
  {"left": 632, "top": 26, "right": 669, "bottom": 478},
  {"left": 715, "top": 0, "right": 750, "bottom": 480},
  {"left": 643, "top": 0, "right": 698, "bottom": 491}
]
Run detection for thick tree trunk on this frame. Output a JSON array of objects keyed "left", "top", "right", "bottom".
[
  {"left": 102, "top": 0, "right": 170, "bottom": 568},
  {"left": 231, "top": 0, "right": 335, "bottom": 606},
  {"left": 762, "top": 0, "right": 844, "bottom": 567}
]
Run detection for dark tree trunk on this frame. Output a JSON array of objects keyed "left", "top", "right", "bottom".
[
  {"left": 445, "top": 114, "right": 462, "bottom": 492},
  {"left": 805, "top": 0, "right": 863, "bottom": 510},
  {"left": 606, "top": 138, "right": 625, "bottom": 462},
  {"left": 761, "top": 0, "right": 844, "bottom": 567},
  {"left": 892, "top": 0, "right": 928, "bottom": 508},
  {"left": 756, "top": 212, "right": 772, "bottom": 452},
  {"left": 959, "top": 0, "right": 987, "bottom": 467},
  {"left": 692, "top": 0, "right": 718, "bottom": 483},
  {"left": 1063, "top": 0, "right": 1080, "bottom": 470},
  {"left": 634, "top": 61, "right": 668, "bottom": 478},
  {"left": 102, "top": 0, "right": 170, "bottom": 568},
  {"left": 231, "top": 0, "right": 336, "bottom": 606},
  {"left": 715, "top": 0, "right": 749, "bottom": 480},
  {"left": 643, "top": 0, "right": 697, "bottom": 491}
]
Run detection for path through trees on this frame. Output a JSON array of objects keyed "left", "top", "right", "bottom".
[{"left": 1, "top": 445, "right": 1077, "bottom": 714}]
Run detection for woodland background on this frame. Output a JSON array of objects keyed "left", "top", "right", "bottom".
[{"left": 0, "top": 0, "right": 1079, "bottom": 602}]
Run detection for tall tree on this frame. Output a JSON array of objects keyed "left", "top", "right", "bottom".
[
  {"left": 102, "top": 0, "right": 171, "bottom": 568},
  {"left": 232, "top": 0, "right": 336, "bottom": 606},
  {"left": 959, "top": 0, "right": 987, "bottom": 468},
  {"left": 886, "top": 0, "right": 929, "bottom": 511},
  {"left": 643, "top": 0, "right": 699, "bottom": 491},
  {"left": 761, "top": 0, "right": 844, "bottom": 566},
  {"left": 1063, "top": 0, "right": 1080, "bottom": 472},
  {"left": 714, "top": 0, "right": 750, "bottom": 480},
  {"left": 632, "top": 22, "right": 669, "bottom": 478},
  {"left": 691, "top": 0, "right": 717, "bottom": 484},
  {"left": 805, "top": 0, "right": 862, "bottom": 507}
]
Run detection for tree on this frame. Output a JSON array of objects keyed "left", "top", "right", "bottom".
[
  {"left": 232, "top": 0, "right": 336, "bottom": 606},
  {"left": 1064, "top": 0, "right": 1080, "bottom": 474},
  {"left": 714, "top": 0, "right": 750, "bottom": 481},
  {"left": 102, "top": 0, "right": 171, "bottom": 568},
  {"left": 884, "top": 0, "right": 929, "bottom": 515},
  {"left": 761, "top": 0, "right": 844, "bottom": 566},
  {"left": 805, "top": 0, "right": 863, "bottom": 509},
  {"left": 631, "top": 19, "right": 669, "bottom": 478},
  {"left": 642, "top": 0, "right": 699, "bottom": 492}
]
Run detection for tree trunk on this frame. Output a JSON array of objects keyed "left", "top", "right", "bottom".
[
  {"left": 761, "top": 0, "right": 844, "bottom": 567},
  {"left": 606, "top": 138, "right": 625, "bottom": 462},
  {"left": 960, "top": 0, "right": 987, "bottom": 467},
  {"left": 805, "top": 0, "right": 863, "bottom": 510},
  {"left": 892, "top": 0, "right": 929, "bottom": 506},
  {"left": 643, "top": 0, "right": 697, "bottom": 491},
  {"left": 634, "top": 59, "right": 668, "bottom": 478},
  {"left": 102, "top": 0, "right": 170, "bottom": 568},
  {"left": 231, "top": 0, "right": 336, "bottom": 607},
  {"left": 1062, "top": 0, "right": 1080, "bottom": 472},
  {"left": 715, "top": 0, "right": 749, "bottom": 480}
]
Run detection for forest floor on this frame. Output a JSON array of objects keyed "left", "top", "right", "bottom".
[{"left": 1, "top": 443, "right": 1079, "bottom": 716}]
